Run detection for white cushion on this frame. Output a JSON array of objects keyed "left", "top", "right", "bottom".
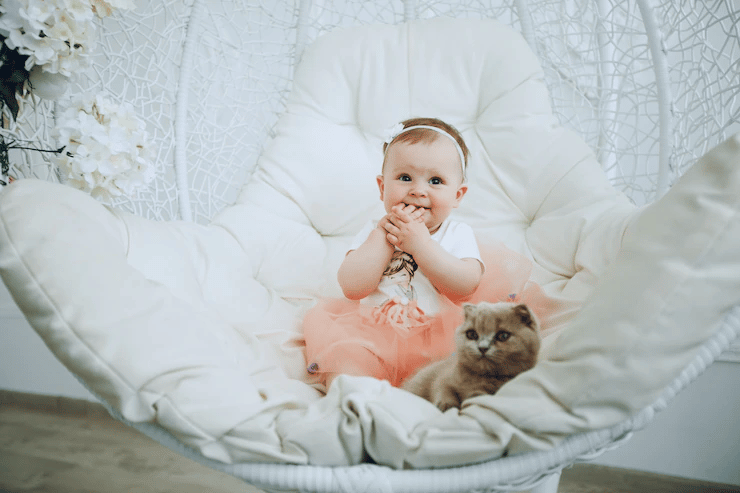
[{"left": 2, "top": 17, "right": 737, "bottom": 468}]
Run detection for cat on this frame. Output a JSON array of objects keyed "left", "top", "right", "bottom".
[{"left": 402, "top": 301, "right": 541, "bottom": 411}]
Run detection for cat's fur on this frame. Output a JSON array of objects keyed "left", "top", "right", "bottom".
[{"left": 402, "top": 302, "right": 541, "bottom": 411}]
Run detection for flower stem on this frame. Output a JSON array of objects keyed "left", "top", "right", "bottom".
[{"left": 0, "top": 134, "right": 65, "bottom": 186}]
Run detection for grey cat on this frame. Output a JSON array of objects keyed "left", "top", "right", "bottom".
[{"left": 402, "top": 302, "right": 541, "bottom": 411}]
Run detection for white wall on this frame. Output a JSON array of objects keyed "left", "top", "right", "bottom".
[
  {"left": 1, "top": 280, "right": 93, "bottom": 400},
  {"left": 590, "top": 361, "right": 740, "bottom": 485},
  {"left": 1, "top": 279, "right": 739, "bottom": 485}
]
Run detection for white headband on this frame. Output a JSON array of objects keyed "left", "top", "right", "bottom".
[{"left": 383, "top": 123, "right": 467, "bottom": 177}]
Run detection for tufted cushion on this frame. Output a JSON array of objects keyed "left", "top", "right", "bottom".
[
  {"left": 220, "top": 18, "right": 636, "bottom": 335},
  {"left": 2, "top": 17, "right": 738, "bottom": 468}
]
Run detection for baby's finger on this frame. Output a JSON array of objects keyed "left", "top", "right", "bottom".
[
  {"left": 379, "top": 214, "right": 395, "bottom": 228},
  {"left": 393, "top": 204, "right": 416, "bottom": 222},
  {"left": 383, "top": 221, "right": 400, "bottom": 235},
  {"left": 403, "top": 204, "right": 419, "bottom": 215},
  {"left": 391, "top": 203, "right": 406, "bottom": 215}
]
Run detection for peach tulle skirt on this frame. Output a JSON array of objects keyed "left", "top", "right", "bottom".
[{"left": 302, "top": 242, "right": 555, "bottom": 388}]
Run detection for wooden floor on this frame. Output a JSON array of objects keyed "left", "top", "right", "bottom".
[{"left": 1, "top": 392, "right": 739, "bottom": 493}]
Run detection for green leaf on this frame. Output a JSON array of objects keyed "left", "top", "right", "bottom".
[{"left": 0, "top": 35, "right": 30, "bottom": 121}]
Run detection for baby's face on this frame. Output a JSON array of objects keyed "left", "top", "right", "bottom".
[{"left": 377, "top": 137, "right": 467, "bottom": 234}]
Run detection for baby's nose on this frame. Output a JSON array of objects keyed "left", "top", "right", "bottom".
[{"left": 410, "top": 184, "right": 428, "bottom": 195}]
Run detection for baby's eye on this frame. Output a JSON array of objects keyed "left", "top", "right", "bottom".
[
  {"left": 495, "top": 331, "right": 511, "bottom": 342},
  {"left": 429, "top": 177, "right": 443, "bottom": 185},
  {"left": 465, "top": 329, "right": 478, "bottom": 340},
  {"left": 398, "top": 174, "right": 411, "bottom": 182}
]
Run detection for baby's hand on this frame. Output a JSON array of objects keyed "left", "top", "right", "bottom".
[
  {"left": 377, "top": 205, "right": 423, "bottom": 243},
  {"left": 376, "top": 214, "right": 394, "bottom": 239},
  {"left": 384, "top": 205, "right": 431, "bottom": 253},
  {"left": 391, "top": 203, "right": 425, "bottom": 223}
]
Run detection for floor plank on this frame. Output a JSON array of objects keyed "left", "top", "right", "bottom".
[
  {"left": 558, "top": 464, "right": 740, "bottom": 493},
  {"left": 1, "top": 396, "right": 738, "bottom": 493},
  {"left": 0, "top": 405, "right": 261, "bottom": 493}
]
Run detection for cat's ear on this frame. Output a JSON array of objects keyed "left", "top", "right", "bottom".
[
  {"left": 463, "top": 303, "right": 478, "bottom": 319},
  {"left": 513, "top": 304, "right": 536, "bottom": 328}
]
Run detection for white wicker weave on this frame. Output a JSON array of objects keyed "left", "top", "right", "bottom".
[
  {"left": 2, "top": 1, "right": 739, "bottom": 492},
  {"left": 3, "top": 0, "right": 739, "bottom": 218}
]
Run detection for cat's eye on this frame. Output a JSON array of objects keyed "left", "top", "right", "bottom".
[
  {"left": 465, "top": 329, "right": 478, "bottom": 340},
  {"left": 495, "top": 331, "right": 511, "bottom": 342}
]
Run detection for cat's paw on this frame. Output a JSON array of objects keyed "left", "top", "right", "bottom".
[{"left": 434, "top": 397, "right": 460, "bottom": 412}]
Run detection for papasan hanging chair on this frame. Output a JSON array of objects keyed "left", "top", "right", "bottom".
[{"left": 1, "top": 1, "right": 739, "bottom": 493}]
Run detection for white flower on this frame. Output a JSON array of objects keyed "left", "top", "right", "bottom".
[
  {"left": 383, "top": 122, "right": 405, "bottom": 144},
  {"left": 28, "top": 65, "right": 70, "bottom": 99},
  {"left": 90, "top": 0, "right": 135, "bottom": 18},
  {"left": 0, "top": 0, "right": 134, "bottom": 77},
  {"left": 0, "top": 0, "right": 97, "bottom": 76},
  {"left": 53, "top": 93, "right": 156, "bottom": 202}
]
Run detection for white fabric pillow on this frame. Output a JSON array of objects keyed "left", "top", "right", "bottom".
[{"left": 2, "top": 17, "right": 738, "bottom": 468}]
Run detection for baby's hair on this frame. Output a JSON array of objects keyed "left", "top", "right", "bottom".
[
  {"left": 382, "top": 117, "right": 470, "bottom": 172},
  {"left": 383, "top": 251, "right": 418, "bottom": 278}
]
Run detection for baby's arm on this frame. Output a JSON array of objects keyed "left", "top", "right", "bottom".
[
  {"left": 384, "top": 206, "right": 482, "bottom": 301},
  {"left": 339, "top": 209, "right": 425, "bottom": 299},
  {"left": 337, "top": 225, "right": 395, "bottom": 300},
  {"left": 411, "top": 241, "right": 482, "bottom": 301}
]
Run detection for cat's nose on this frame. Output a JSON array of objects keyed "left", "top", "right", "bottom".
[{"left": 478, "top": 346, "right": 489, "bottom": 355}]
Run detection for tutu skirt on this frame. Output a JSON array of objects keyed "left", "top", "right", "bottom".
[{"left": 303, "top": 242, "right": 555, "bottom": 388}]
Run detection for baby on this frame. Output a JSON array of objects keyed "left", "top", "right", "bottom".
[
  {"left": 302, "top": 117, "right": 485, "bottom": 388},
  {"left": 339, "top": 118, "right": 482, "bottom": 303}
]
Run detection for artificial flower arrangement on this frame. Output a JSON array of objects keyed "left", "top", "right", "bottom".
[
  {"left": 53, "top": 93, "right": 155, "bottom": 202},
  {"left": 0, "top": 0, "right": 156, "bottom": 202}
]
